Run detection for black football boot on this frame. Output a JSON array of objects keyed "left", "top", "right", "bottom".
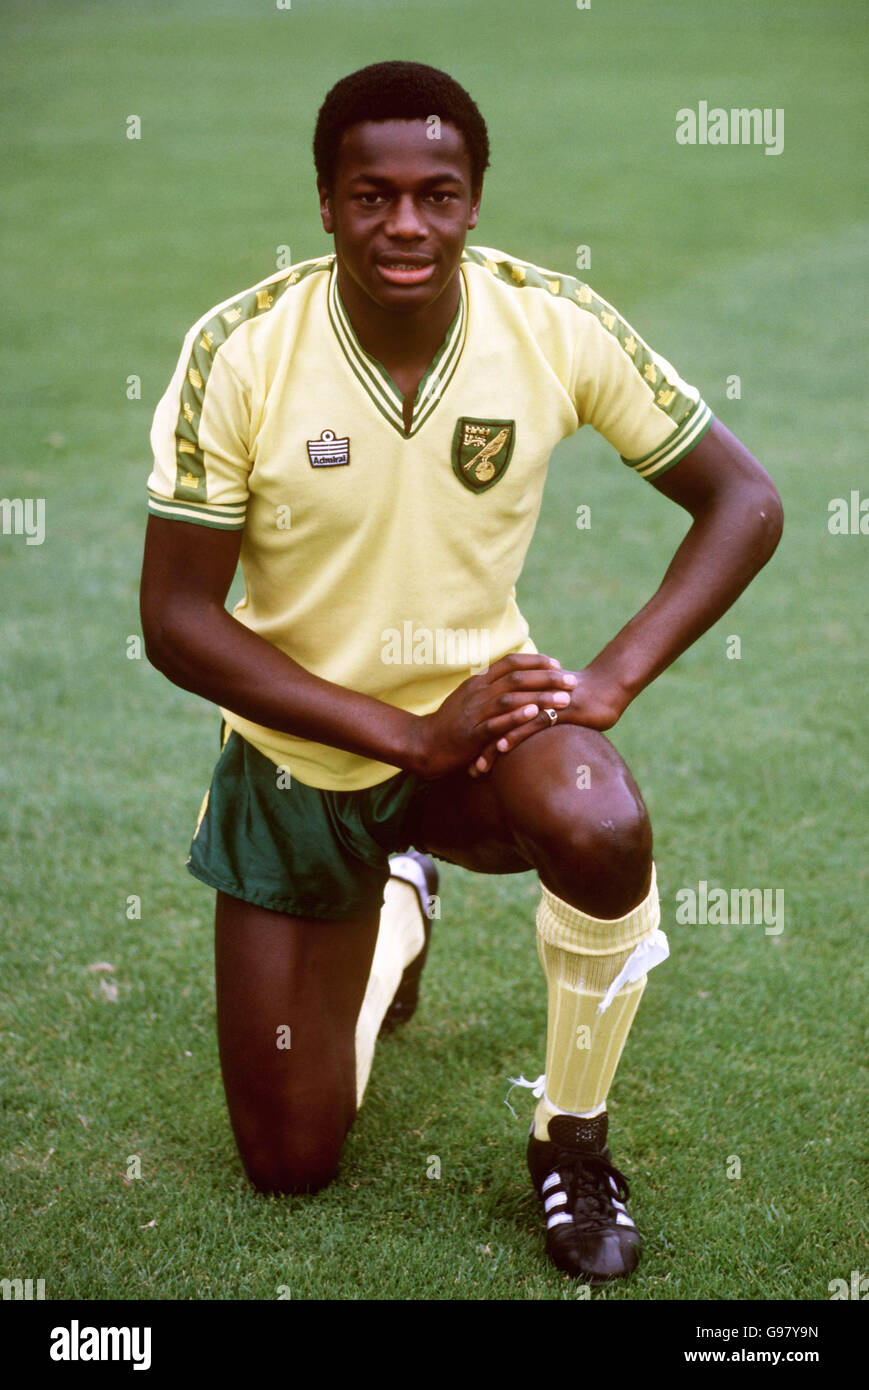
[{"left": 527, "top": 1111, "right": 641, "bottom": 1283}]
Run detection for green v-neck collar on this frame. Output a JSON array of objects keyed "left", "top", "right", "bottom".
[{"left": 327, "top": 259, "right": 468, "bottom": 438}]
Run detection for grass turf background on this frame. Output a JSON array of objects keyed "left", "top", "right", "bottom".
[{"left": 1, "top": 0, "right": 866, "bottom": 1302}]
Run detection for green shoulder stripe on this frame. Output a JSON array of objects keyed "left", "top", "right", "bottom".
[
  {"left": 172, "top": 257, "right": 331, "bottom": 502},
  {"left": 461, "top": 246, "right": 699, "bottom": 432}
]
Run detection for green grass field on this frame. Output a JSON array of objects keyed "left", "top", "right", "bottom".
[{"left": 1, "top": 0, "right": 866, "bottom": 1305}]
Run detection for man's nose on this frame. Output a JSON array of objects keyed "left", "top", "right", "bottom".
[{"left": 384, "top": 195, "right": 427, "bottom": 238}]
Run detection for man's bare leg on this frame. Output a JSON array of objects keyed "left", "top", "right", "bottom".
[{"left": 214, "top": 893, "right": 379, "bottom": 1193}]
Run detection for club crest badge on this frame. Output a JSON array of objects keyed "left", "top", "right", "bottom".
[
  {"left": 306, "top": 429, "right": 350, "bottom": 467},
  {"left": 451, "top": 417, "right": 515, "bottom": 493}
]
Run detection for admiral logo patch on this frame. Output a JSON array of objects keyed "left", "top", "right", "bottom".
[
  {"left": 451, "top": 417, "right": 515, "bottom": 493},
  {"left": 307, "top": 429, "right": 350, "bottom": 468}
]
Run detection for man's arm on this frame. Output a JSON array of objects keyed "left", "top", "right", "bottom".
[
  {"left": 139, "top": 516, "right": 577, "bottom": 780},
  {"left": 577, "top": 417, "right": 784, "bottom": 716},
  {"left": 472, "top": 418, "right": 783, "bottom": 770}
]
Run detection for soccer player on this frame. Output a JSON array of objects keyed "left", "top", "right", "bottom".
[{"left": 140, "top": 61, "right": 782, "bottom": 1285}]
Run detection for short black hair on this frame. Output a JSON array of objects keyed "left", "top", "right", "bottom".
[{"left": 313, "top": 61, "right": 490, "bottom": 191}]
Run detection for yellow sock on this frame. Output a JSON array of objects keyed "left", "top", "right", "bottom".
[
  {"left": 355, "top": 877, "right": 426, "bottom": 1109},
  {"left": 533, "top": 866, "right": 665, "bottom": 1140}
]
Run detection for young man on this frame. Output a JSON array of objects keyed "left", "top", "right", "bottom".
[{"left": 140, "top": 61, "right": 782, "bottom": 1285}]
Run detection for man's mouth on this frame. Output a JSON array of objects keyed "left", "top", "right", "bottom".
[{"left": 376, "top": 256, "right": 436, "bottom": 286}]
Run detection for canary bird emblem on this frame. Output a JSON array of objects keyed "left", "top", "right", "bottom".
[{"left": 451, "top": 418, "right": 516, "bottom": 493}]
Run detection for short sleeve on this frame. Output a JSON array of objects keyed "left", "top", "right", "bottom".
[
  {"left": 147, "top": 316, "right": 251, "bottom": 530},
  {"left": 568, "top": 284, "right": 714, "bottom": 481}
]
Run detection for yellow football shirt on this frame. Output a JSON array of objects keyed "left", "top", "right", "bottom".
[{"left": 148, "top": 246, "right": 713, "bottom": 790}]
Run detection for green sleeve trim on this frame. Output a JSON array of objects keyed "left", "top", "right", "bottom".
[
  {"left": 623, "top": 402, "right": 715, "bottom": 480},
  {"left": 148, "top": 492, "right": 246, "bottom": 530}
]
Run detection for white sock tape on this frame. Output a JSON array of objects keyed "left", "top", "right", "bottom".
[{"left": 596, "top": 928, "right": 670, "bottom": 1014}]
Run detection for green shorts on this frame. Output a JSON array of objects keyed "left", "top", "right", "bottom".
[{"left": 186, "top": 730, "right": 434, "bottom": 919}]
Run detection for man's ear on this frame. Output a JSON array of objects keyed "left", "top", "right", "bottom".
[
  {"left": 318, "top": 185, "right": 334, "bottom": 234},
  {"left": 467, "top": 185, "right": 482, "bottom": 231}
]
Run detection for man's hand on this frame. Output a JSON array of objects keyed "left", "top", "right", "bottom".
[
  {"left": 411, "top": 652, "right": 578, "bottom": 779},
  {"left": 467, "top": 663, "right": 628, "bottom": 776}
]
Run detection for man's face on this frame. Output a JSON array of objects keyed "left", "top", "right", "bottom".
[{"left": 319, "top": 119, "right": 481, "bottom": 314}]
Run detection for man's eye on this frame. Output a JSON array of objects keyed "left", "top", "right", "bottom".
[
  {"left": 357, "top": 193, "right": 385, "bottom": 205},
  {"left": 426, "top": 191, "right": 455, "bottom": 203}
]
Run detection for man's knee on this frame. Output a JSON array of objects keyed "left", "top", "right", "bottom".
[
  {"left": 246, "top": 1157, "right": 341, "bottom": 1197},
  {"left": 495, "top": 728, "right": 653, "bottom": 915},
  {"left": 239, "top": 1116, "right": 350, "bottom": 1195},
  {"left": 225, "top": 1048, "right": 358, "bottom": 1197},
  {"left": 530, "top": 797, "right": 651, "bottom": 916}
]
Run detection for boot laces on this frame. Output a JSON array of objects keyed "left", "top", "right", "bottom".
[{"left": 557, "top": 1149, "right": 631, "bottom": 1231}]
